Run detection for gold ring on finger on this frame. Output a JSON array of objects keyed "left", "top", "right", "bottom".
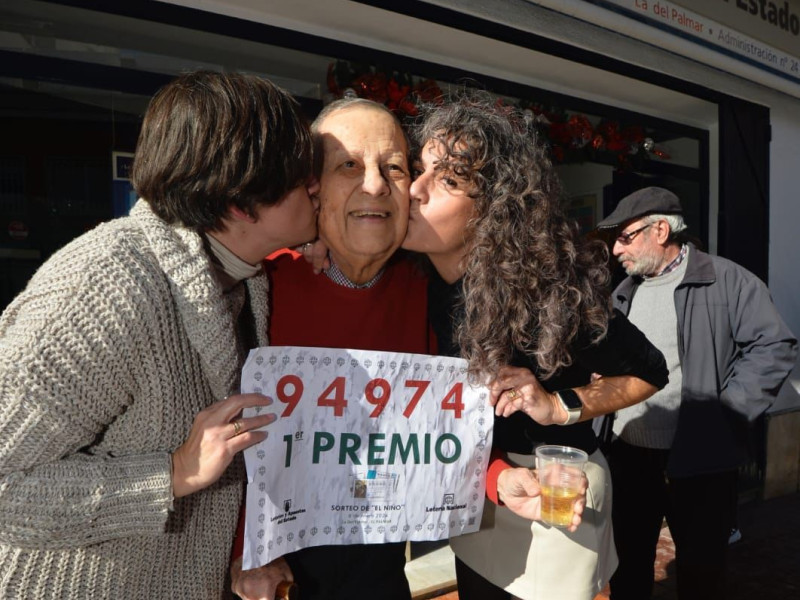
[
  {"left": 508, "top": 388, "right": 517, "bottom": 399},
  {"left": 232, "top": 419, "right": 243, "bottom": 437}
]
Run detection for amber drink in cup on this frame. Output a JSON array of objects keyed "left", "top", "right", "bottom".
[{"left": 535, "top": 444, "right": 588, "bottom": 528}]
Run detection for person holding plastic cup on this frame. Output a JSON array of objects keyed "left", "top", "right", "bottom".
[{"left": 401, "top": 93, "right": 669, "bottom": 600}]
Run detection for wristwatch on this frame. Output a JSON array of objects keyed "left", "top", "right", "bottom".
[{"left": 554, "top": 389, "right": 583, "bottom": 425}]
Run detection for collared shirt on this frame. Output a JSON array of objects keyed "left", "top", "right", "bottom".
[
  {"left": 647, "top": 243, "right": 688, "bottom": 279},
  {"left": 324, "top": 260, "right": 385, "bottom": 289}
]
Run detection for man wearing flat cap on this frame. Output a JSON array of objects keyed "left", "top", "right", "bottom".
[{"left": 596, "top": 187, "right": 797, "bottom": 600}]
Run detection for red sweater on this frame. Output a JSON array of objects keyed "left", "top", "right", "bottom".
[{"left": 266, "top": 251, "right": 432, "bottom": 353}]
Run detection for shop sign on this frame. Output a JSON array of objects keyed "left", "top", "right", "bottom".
[
  {"left": 692, "top": 0, "right": 800, "bottom": 58},
  {"left": 592, "top": 0, "right": 799, "bottom": 83},
  {"left": 240, "top": 346, "right": 492, "bottom": 569}
]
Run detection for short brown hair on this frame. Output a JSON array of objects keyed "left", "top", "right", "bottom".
[{"left": 132, "top": 71, "right": 313, "bottom": 231}]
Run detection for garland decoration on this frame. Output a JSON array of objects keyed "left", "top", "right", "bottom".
[
  {"left": 326, "top": 61, "right": 670, "bottom": 170},
  {"left": 326, "top": 62, "right": 443, "bottom": 118},
  {"left": 516, "top": 99, "right": 671, "bottom": 169}
]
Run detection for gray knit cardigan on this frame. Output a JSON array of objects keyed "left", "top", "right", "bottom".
[{"left": 0, "top": 200, "right": 270, "bottom": 598}]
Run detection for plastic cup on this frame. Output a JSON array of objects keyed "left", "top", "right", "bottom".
[{"left": 535, "top": 444, "right": 588, "bottom": 528}]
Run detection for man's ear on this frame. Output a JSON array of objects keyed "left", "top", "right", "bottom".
[
  {"left": 649, "top": 219, "right": 665, "bottom": 244},
  {"left": 228, "top": 205, "right": 257, "bottom": 224}
]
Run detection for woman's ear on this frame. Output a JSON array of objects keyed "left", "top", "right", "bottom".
[{"left": 228, "top": 205, "right": 257, "bottom": 224}]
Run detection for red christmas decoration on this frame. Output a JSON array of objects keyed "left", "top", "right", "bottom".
[
  {"left": 325, "top": 61, "right": 669, "bottom": 170},
  {"left": 621, "top": 125, "right": 645, "bottom": 147},
  {"left": 566, "top": 114, "right": 593, "bottom": 148},
  {"left": 326, "top": 62, "right": 442, "bottom": 119},
  {"left": 352, "top": 72, "right": 388, "bottom": 104},
  {"left": 413, "top": 79, "right": 444, "bottom": 104},
  {"left": 549, "top": 121, "right": 571, "bottom": 146},
  {"left": 595, "top": 121, "right": 626, "bottom": 152},
  {"left": 386, "top": 79, "right": 411, "bottom": 113},
  {"left": 652, "top": 147, "right": 671, "bottom": 160}
]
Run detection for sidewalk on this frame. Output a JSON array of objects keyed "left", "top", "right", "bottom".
[{"left": 417, "top": 491, "right": 800, "bottom": 600}]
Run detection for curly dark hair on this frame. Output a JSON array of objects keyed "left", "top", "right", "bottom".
[{"left": 414, "top": 93, "right": 612, "bottom": 379}]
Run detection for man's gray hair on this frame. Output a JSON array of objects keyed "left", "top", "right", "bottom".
[
  {"left": 643, "top": 213, "right": 687, "bottom": 238},
  {"left": 311, "top": 97, "right": 400, "bottom": 132},
  {"left": 310, "top": 97, "right": 407, "bottom": 176}
]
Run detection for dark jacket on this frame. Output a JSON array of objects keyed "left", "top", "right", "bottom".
[{"left": 613, "top": 246, "right": 798, "bottom": 477}]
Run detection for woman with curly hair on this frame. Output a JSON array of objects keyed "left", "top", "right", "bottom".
[{"left": 401, "top": 95, "right": 668, "bottom": 600}]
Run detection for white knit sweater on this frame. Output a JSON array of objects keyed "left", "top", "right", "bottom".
[{"left": 0, "top": 200, "right": 270, "bottom": 598}]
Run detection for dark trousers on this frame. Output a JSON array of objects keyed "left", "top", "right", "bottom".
[
  {"left": 608, "top": 440, "right": 736, "bottom": 600},
  {"left": 285, "top": 542, "right": 410, "bottom": 600},
  {"left": 454, "top": 557, "right": 510, "bottom": 600}
]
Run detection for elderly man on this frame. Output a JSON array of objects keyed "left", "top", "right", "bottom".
[
  {"left": 232, "top": 98, "right": 431, "bottom": 600},
  {"left": 596, "top": 187, "right": 797, "bottom": 600}
]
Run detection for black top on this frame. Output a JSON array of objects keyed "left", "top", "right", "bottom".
[{"left": 428, "top": 272, "right": 668, "bottom": 455}]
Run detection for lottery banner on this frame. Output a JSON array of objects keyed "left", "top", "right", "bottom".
[{"left": 241, "top": 346, "right": 492, "bottom": 569}]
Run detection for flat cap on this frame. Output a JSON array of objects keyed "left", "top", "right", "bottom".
[{"left": 596, "top": 187, "right": 683, "bottom": 229}]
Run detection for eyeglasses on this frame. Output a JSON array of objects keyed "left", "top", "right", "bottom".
[{"left": 616, "top": 223, "right": 652, "bottom": 245}]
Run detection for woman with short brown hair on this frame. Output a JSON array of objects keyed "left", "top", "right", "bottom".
[{"left": 0, "top": 71, "right": 318, "bottom": 599}]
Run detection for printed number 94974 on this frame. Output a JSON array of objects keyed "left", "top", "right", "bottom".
[{"left": 274, "top": 375, "right": 464, "bottom": 419}]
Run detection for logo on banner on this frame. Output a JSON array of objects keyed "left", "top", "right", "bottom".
[
  {"left": 425, "top": 492, "right": 467, "bottom": 513},
  {"left": 270, "top": 499, "right": 306, "bottom": 525}
]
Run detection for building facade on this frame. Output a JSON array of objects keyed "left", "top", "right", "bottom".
[{"left": 1, "top": 0, "right": 798, "bottom": 494}]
